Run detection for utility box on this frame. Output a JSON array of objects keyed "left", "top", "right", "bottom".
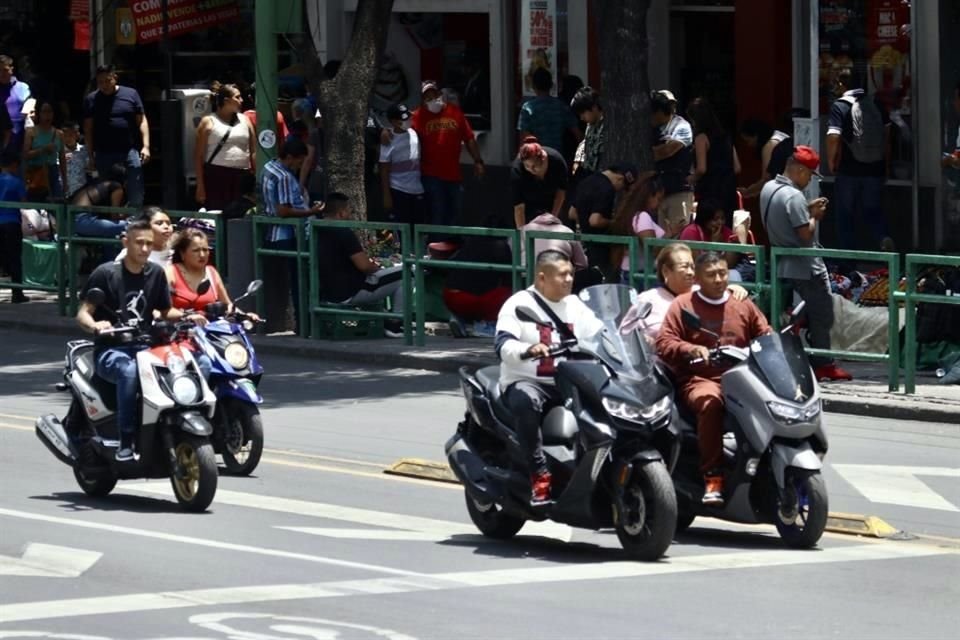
[{"left": 169, "top": 88, "right": 212, "bottom": 187}]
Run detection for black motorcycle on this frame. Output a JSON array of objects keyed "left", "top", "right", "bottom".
[{"left": 446, "top": 284, "right": 680, "bottom": 560}]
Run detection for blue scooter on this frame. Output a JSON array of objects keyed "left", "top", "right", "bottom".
[{"left": 194, "top": 280, "right": 265, "bottom": 475}]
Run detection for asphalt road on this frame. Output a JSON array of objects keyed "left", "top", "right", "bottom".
[{"left": 1, "top": 329, "right": 958, "bottom": 639}]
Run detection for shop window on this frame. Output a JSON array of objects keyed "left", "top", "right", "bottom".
[
  {"left": 818, "top": 0, "right": 913, "bottom": 180},
  {"left": 939, "top": 0, "right": 960, "bottom": 234}
]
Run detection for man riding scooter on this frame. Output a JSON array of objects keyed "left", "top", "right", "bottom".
[
  {"left": 76, "top": 217, "right": 174, "bottom": 461},
  {"left": 494, "top": 250, "right": 601, "bottom": 506},
  {"left": 656, "top": 251, "right": 770, "bottom": 506}
]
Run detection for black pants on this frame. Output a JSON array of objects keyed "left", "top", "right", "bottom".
[
  {"left": 0, "top": 222, "right": 23, "bottom": 286},
  {"left": 789, "top": 272, "right": 835, "bottom": 369},
  {"left": 503, "top": 380, "right": 563, "bottom": 473},
  {"left": 390, "top": 189, "right": 426, "bottom": 226}
]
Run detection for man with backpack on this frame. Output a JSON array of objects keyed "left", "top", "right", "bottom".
[{"left": 826, "top": 69, "right": 891, "bottom": 251}]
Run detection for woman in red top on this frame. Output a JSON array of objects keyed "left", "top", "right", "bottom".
[{"left": 166, "top": 228, "right": 258, "bottom": 324}]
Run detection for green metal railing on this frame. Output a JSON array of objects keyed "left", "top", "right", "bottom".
[
  {"left": 411, "top": 224, "right": 523, "bottom": 346},
  {"left": 62, "top": 206, "right": 226, "bottom": 315},
  {"left": 307, "top": 218, "right": 413, "bottom": 345},
  {"left": 250, "top": 215, "right": 311, "bottom": 336},
  {"left": 899, "top": 254, "right": 960, "bottom": 394},
  {"left": 523, "top": 229, "right": 639, "bottom": 287},
  {"left": 769, "top": 247, "right": 900, "bottom": 391},
  {"left": 0, "top": 200, "right": 66, "bottom": 314}
]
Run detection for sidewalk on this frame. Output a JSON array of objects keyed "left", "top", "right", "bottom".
[{"left": 2, "top": 293, "right": 958, "bottom": 425}]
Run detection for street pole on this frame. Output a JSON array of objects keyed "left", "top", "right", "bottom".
[{"left": 255, "top": 0, "right": 277, "bottom": 183}]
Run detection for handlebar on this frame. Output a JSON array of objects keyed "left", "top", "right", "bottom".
[
  {"left": 95, "top": 325, "right": 136, "bottom": 337},
  {"left": 520, "top": 340, "right": 577, "bottom": 361}
]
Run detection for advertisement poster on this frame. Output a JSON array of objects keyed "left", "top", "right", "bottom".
[
  {"left": 520, "top": 0, "right": 556, "bottom": 96},
  {"left": 129, "top": 0, "right": 240, "bottom": 44},
  {"left": 865, "top": 0, "right": 910, "bottom": 114}
]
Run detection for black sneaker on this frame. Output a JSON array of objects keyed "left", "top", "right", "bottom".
[
  {"left": 11, "top": 292, "right": 29, "bottom": 304},
  {"left": 384, "top": 320, "right": 404, "bottom": 339}
]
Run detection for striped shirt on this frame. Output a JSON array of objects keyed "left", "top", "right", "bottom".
[
  {"left": 261, "top": 158, "right": 307, "bottom": 243},
  {"left": 379, "top": 129, "right": 424, "bottom": 195},
  {"left": 516, "top": 96, "right": 577, "bottom": 152}
]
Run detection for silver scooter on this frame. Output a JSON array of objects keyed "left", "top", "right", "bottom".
[{"left": 671, "top": 302, "right": 829, "bottom": 548}]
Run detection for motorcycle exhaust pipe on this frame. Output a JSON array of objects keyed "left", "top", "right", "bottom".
[{"left": 35, "top": 414, "right": 77, "bottom": 467}]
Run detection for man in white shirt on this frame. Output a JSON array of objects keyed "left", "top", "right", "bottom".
[
  {"left": 650, "top": 90, "right": 695, "bottom": 237},
  {"left": 379, "top": 102, "right": 425, "bottom": 226},
  {"left": 495, "top": 250, "right": 601, "bottom": 505}
]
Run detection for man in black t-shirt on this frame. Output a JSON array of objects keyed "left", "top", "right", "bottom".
[
  {"left": 76, "top": 218, "right": 172, "bottom": 461},
  {"left": 315, "top": 193, "right": 405, "bottom": 337},
  {"left": 82, "top": 65, "right": 149, "bottom": 207},
  {"left": 568, "top": 162, "right": 636, "bottom": 281}
]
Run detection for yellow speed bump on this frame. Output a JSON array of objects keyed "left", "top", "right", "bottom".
[
  {"left": 385, "top": 458, "right": 459, "bottom": 484},
  {"left": 826, "top": 512, "right": 900, "bottom": 538}
]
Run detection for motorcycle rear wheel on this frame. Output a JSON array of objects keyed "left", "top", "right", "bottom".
[
  {"left": 615, "top": 461, "right": 677, "bottom": 561},
  {"left": 775, "top": 470, "right": 828, "bottom": 548},
  {"left": 464, "top": 491, "right": 525, "bottom": 539},
  {"left": 73, "top": 466, "right": 117, "bottom": 497},
  {"left": 170, "top": 435, "right": 218, "bottom": 512},
  {"left": 220, "top": 400, "right": 264, "bottom": 476}
]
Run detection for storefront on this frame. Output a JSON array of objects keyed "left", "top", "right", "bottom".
[{"left": 793, "top": 0, "right": 957, "bottom": 252}]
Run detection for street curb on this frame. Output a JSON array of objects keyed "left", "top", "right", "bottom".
[
  {"left": 3, "top": 314, "right": 959, "bottom": 425},
  {"left": 385, "top": 458, "right": 459, "bottom": 484},
  {"left": 825, "top": 512, "right": 901, "bottom": 538}
]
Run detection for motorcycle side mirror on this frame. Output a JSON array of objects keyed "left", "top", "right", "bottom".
[
  {"left": 633, "top": 301, "right": 653, "bottom": 320},
  {"left": 196, "top": 280, "right": 212, "bottom": 296},
  {"left": 246, "top": 279, "right": 263, "bottom": 295},
  {"left": 681, "top": 308, "right": 702, "bottom": 330},
  {"left": 84, "top": 288, "right": 106, "bottom": 307},
  {"left": 517, "top": 307, "right": 552, "bottom": 329}
]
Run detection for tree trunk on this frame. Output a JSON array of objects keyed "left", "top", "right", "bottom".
[
  {"left": 309, "top": 0, "right": 395, "bottom": 220},
  {"left": 594, "top": 0, "right": 654, "bottom": 171}
]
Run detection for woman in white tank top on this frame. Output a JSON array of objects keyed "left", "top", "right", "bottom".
[{"left": 194, "top": 83, "right": 255, "bottom": 210}]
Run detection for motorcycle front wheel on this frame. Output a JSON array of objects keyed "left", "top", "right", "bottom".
[
  {"left": 464, "top": 491, "right": 525, "bottom": 539},
  {"left": 615, "top": 461, "right": 677, "bottom": 561},
  {"left": 170, "top": 435, "right": 218, "bottom": 512},
  {"left": 775, "top": 469, "right": 828, "bottom": 548},
  {"left": 219, "top": 400, "right": 264, "bottom": 476}
]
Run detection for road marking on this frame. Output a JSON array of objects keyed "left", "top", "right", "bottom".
[
  {"left": 0, "top": 543, "right": 948, "bottom": 624},
  {"left": 0, "top": 543, "right": 101, "bottom": 578},
  {"left": 0, "top": 507, "right": 420, "bottom": 579},
  {"left": 0, "top": 422, "right": 32, "bottom": 432},
  {"left": 263, "top": 448, "right": 387, "bottom": 468},
  {"left": 126, "top": 483, "right": 573, "bottom": 543},
  {"left": 833, "top": 464, "right": 960, "bottom": 512},
  {"left": 0, "top": 413, "right": 36, "bottom": 422},
  {"left": 260, "top": 455, "right": 461, "bottom": 490}
]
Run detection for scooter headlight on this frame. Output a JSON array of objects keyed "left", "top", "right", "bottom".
[
  {"left": 603, "top": 395, "right": 671, "bottom": 423},
  {"left": 223, "top": 342, "right": 250, "bottom": 370},
  {"left": 767, "top": 400, "right": 820, "bottom": 425},
  {"left": 170, "top": 375, "right": 201, "bottom": 405}
]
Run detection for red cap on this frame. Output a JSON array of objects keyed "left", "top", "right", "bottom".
[{"left": 792, "top": 145, "right": 823, "bottom": 177}]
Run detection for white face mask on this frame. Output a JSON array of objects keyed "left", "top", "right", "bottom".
[
  {"left": 426, "top": 98, "right": 444, "bottom": 114},
  {"left": 399, "top": 120, "right": 412, "bottom": 131}
]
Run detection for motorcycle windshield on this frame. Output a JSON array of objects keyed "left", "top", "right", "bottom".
[
  {"left": 577, "top": 284, "right": 654, "bottom": 379},
  {"left": 748, "top": 333, "right": 815, "bottom": 401}
]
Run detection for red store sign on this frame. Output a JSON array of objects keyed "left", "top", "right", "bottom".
[{"left": 130, "top": 0, "right": 240, "bottom": 44}]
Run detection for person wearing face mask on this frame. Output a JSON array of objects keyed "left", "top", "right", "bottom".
[
  {"left": 379, "top": 103, "right": 425, "bottom": 227},
  {"left": 510, "top": 136, "right": 568, "bottom": 228},
  {"left": 411, "top": 81, "right": 485, "bottom": 230}
]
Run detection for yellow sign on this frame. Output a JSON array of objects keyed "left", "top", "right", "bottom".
[{"left": 116, "top": 7, "right": 136, "bottom": 45}]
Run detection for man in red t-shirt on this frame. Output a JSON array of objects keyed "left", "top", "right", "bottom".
[{"left": 411, "top": 81, "right": 485, "bottom": 229}]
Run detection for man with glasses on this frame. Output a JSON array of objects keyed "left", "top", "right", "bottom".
[{"left": 760, "top": 145, "right": 851, "bottom": 382}]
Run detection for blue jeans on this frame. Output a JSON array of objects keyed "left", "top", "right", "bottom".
[
  {"left": 74, "top": 213, "right": 127, "bottom": 262},
  {"left": 95, "top": 149, "right": 143, "bottom": 207},
  {"left": 95, "top": 346, "right": 143, "bottom": 439},
  {"left": 421, "top": 176, "right": 463, "bottom": 228},
  {"left": 833, "top": 175, "right": 886, "bottom": 250}
]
